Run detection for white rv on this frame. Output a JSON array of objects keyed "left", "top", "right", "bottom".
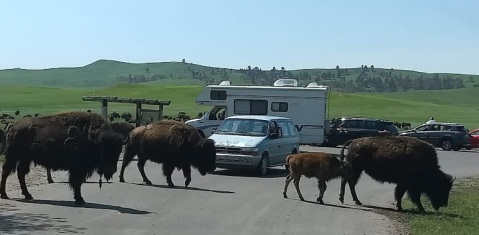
[{"left": 185, "top": 79, "right": 331, "bottom": 145}]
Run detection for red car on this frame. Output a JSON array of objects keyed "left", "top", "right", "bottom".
[{"left": 468, "top": 128, "right": 479, "bottom": 149}]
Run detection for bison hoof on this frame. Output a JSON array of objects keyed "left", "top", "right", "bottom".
[
  {"left": 119, "top": 177, "right": 125, "bottom": 183},
  {"left": 24, "top": 193, "right": 33, "bottom": 200},
  {"left": 168, "top": 183, "right": 175, "bottom": 188},
  {"left": 185, "top": 180, "right": 191, "bottom": 188},
  {"left": 317, "top": 198, "right": 324, "bottom": 204},
  {"left": 145, "top": 180, "right": 153, "bottom": 186},
  {"left": 1, "top": 194, "right": 9, "bottom": 199},
  {"left": 283, "top": 192, "right": 288, "bottom": 198},
  {"left": 339, "top": 197, "right": 344, "bottom": 204},
  {"left": 48, "top": 179, "right": 54, "bottom": 184},
  {"left": 355, "top": 200, "right": 363, "bottom": 205},
  {"left": 299, "top": 197, "right": 305, "bottom": 201}
]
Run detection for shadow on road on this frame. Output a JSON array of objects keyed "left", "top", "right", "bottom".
[
  {"left": 286, "top": 198, "right": 374, "bottom": 212},
  {"left": 15, "top": 199, "right": 153, "bottom": 215},
  {"left": 0, "top": 204, "right": 86, "bottom": 234},
  {"left": 128, "top": 182, "right": 235, "bottom": 194},
  {"left": 210, "top": 168, "right": 288, "bottom": 178},
  {"left": 359, "top": 204, "right": 464, "bottom": 218}
]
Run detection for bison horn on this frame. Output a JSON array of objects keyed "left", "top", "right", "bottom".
[
  {"left": 451, "top": 175, "right": 456, "bottom": 183},
  {"left": 122, "top": 134, "right": 130, "bottom": 145}
]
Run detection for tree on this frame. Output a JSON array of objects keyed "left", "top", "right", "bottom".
[{"left": 145, "top": 68, "right": 149, "bottom": 73}]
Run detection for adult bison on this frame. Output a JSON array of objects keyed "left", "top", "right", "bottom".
[
  {"left": 338, "top": 136, "right": 456, "bottom": 212},
  {"left": 0, "top": 111, "right": 128, "bottom": 205},
  {"left": 45, "top": 121, "right": 135, "bottom": 184},
  {"left": 119, "top": 120, "right": 216, "bottom": 187}
]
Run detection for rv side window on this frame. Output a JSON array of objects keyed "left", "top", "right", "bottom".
[
  {"left": 287, "top": 121, "right": 297, "bottom": 137},
  {"left": 234, "top": 99, "right": 268, "bottom": 115},
  {"left": 210, "top": 90, "right": 227, "bottom": 100},
  {"left": 271, "top": 102, "right": 288, "bottom": 112}
]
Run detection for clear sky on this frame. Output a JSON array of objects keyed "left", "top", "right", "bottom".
[{"left": 1, "top": 0, "right": 478, "bottom": 74}]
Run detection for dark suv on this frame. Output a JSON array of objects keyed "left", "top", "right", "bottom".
[
  {"left": 398, "top": 122, "right": 471, "bottom": 151},
  {"left": 323, "top": 117, "right": 399, "bottom": 147}
]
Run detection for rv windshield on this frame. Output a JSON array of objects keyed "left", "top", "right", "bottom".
[{"left": 215, "top": 119, "right": 268, "bottom": 136}]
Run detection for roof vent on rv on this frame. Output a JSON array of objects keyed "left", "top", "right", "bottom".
[
  {"left": 306, "top": 82, "right": 330, "bottom": 89},
  {"left": 219, "top": 81, "right": 231, "bottom": 86},
  {"left": 273, "top": 79, "right": 298, "bottom": 87}
]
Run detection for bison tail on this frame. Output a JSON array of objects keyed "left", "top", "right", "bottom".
[
  {"left": 286, "top": 154, "right": 293, "bottom": 165},
  {"left": 340, "top": 139, "right": 354, "bottom": 162}
]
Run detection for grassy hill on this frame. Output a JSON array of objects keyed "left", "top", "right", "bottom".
[
  {"left": 1, "top": 83, "right": 477, "bottom": 130},
  {"left": 1, "top": 60, "right": 478, "bottom": 89}
]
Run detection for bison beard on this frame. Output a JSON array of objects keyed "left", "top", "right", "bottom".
[
  {"left": 0, "top": 113, "right": 127, "bottom": 205},
  {"left": 338, "top": 136, "right": 456, "bottom": 212},
  {"left": 119, "top": 120, "right": 216, "bottom": 188}
]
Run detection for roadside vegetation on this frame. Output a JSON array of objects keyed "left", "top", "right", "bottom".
[{"left": 402, "top": 177, "right": 479, "bottom": 235}]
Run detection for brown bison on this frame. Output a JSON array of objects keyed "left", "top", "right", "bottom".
[
  {"left": 45, "top": 121, "right": 135, "bottom": 184},
  {"left": 283, "top": 152, "right": 351, "bottom": 204},
  {"left": 0, "top": 111, "right": 128, "bottom": 205},
  {"left": 119, "top": 120, "right": 216, "bottom": 187},
  {"left": 338, "top": 136, "right": 456, "bottom": 212}
]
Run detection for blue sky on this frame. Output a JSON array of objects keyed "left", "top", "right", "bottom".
[{"left": 1, "top": 0, "right": 478, "bottom": 74}]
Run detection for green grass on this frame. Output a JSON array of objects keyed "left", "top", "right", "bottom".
[
  {"left": 402, "top": 177, "right": 479, "bottom": 235},
  {"left": 0, "top": 84, "right": 478, "bottom": 130}
]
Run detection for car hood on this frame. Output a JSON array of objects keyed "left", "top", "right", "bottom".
[
  {"left": 399, "top": 130, "right": 415, "bottom": 134},
  {"left": 209, "top": 134, "right": 265, "bottom": 148}
]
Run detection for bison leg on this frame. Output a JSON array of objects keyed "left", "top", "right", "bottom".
[
  {"left": 292, "top": 173, "right": 304, "bottom": 201},
  {"left": 407, "top": 189, "right": 425, "bottom": 213},
  {"left": 69, "top": 171, "right": 86, "bottom": 205},
  {"left": 137, "top": 157, "right": 152, "bottom": 185},
  {"left": 119, "top": 144, "right": 137, "bottom": 183},
  {"left": 317, "top": 180, "right": 326, "bottom": 204},
  {"left": 283, "top": 172, "right": 293, "bottom": 199},
  {"left": 182, "top": 166, "right": 191, "bottom": 188},
  {"left": 339, "top": 170, "right": 363, "bottom": 205},
  {"left": 17, "top": 160, "right": 33, "bottom": 200},
  {"left": 394, "top": 183, "right": 407, "bottom": 211},
  {"left": 0, "top": 158, "right": 17, "bottom": 199},
  {"left": 47, "top": 168, "right": 54, "bottom": 184},
  {"left": 163, "top": 164, "right": 176, "bottom": 187},
  {"left": 339, "top": 178, "right": 347, "bottom": 203}
]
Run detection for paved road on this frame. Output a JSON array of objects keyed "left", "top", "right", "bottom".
[{"left": 0, "top": 146, "right": 478, "bottom": 235}]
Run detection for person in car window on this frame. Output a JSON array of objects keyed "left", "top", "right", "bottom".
[
  {"left": 426, "top": 117, "right": 436, "bottom": 124},
  {"left": 269, "top": 121, "right": 281, "bottom": 138}
]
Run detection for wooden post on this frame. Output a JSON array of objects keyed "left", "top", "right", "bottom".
[
  {"left": 158, "top": 105, "right": 164, "bottom": 121},
  {"left": 101, "top": 99, "right": 108, "bottom": 119},
  {"left": 135, "top": 103, "right": 142, "bottom": 127}
]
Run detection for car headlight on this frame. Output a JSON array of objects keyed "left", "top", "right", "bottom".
[{"left": 241, "top": 147, "right": 259, "bottom": 156}]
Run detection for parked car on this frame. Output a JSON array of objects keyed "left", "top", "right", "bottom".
[
  {"left": 467, "top": 128, "right": 479, "bottom": 149},
  {"left": 208, "top": 115, "right": 300, "bottom": 176},
  {"left": 398, "top": 122, "right": 471, "bottom": 151},
  {"left": 323, "top": 117, "right": 399, "bottom": 147}
]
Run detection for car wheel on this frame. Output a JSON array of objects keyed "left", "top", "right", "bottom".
[
  {"left": 452, "top": 146, "right": 462, "bottom": 151},
  {"left": 256, "top": 153, "right": 269, "bottom": 176},
  {"left": 465, "top": 146, "right": 472, "bottom": 150},
  {"left": 441, "top": 139, "right": 453, "bottom": 151}
]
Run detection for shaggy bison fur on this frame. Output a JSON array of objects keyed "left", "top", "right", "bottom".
[
  {"left": 283, "top": 152, "right": 351, "bottom": 204},
  {"left": 338, "top": 136, "right": 456, "bottom": 212},
  {"left": 119, "top": 120, "right": 216, "bottom": 187},
  {"left": 0, "top": 111, "right": 128, "bottom": 205}
]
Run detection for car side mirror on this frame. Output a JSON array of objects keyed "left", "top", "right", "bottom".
[{"left": 211, "top": 128, "right": 217, "bottom": 134}]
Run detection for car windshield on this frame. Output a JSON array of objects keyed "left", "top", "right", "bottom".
[
  {"left": 215, "top": 119, "right": 268, "bottom": 136},
  {"left": 382, "top": 122, "right": 399, "bottom": 133}
]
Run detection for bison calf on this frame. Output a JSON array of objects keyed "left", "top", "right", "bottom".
[{"left": 283, "top": 152, "right": 351, "bottom": 204}]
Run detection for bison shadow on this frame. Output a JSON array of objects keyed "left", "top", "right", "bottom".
[
  {"left": 129, "top": 182, "right": 235, "bottom": 194},
  {"left": 210, "top": 168, "right": 289, "bottom": 178},
  {"left": 0, "top": 205, "right": 86, "bottom": 234},
  {"left": 15, "top": 199, "right": 153, "bottom": 215},
  {"left": 288, "top": 198, "right": 374, "bottom": 212},
  {"left": 359, "top": 204, "right": 464, "bottom": 218}
]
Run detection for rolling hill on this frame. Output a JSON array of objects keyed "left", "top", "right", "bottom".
[{"left": 1, "top": 59, "right": 478, "bottom": 89}]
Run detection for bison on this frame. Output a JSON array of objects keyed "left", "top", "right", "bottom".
[
  {"left": 45, "top": 121, "right": 135, "bottom": 184},
  {"left": 119, "top": 120, "right": 216, "bottom": 187},
  {"left": 283, "top": 152, "right": 351, "bottom": 204},
  {"left": 0, "top": 111, "right": 128, "bottom": 205},
  {"left": 338, "top": 136, "right": 456, "bottom": 212}
]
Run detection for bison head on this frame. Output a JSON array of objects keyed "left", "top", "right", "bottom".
[
  {"left": 192, "top": 138, "right": 217, "bottom": 175},
  {"left": 94, "top": 130, "right": 129, "bottom": 181},
  {"left": 425, "top": 172, "right": 456, "bottom": 210}
]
